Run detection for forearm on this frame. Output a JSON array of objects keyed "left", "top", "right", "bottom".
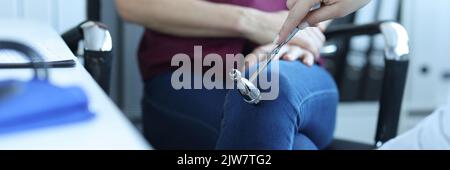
[{"left": 116, "top": 0, "right": 260, "bottom": 38}]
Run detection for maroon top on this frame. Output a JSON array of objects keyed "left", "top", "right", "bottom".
[{"left": 138, "top": 0, "right": 287, "bottom": 80}]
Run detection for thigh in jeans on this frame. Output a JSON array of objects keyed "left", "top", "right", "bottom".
[{"left": 142, "top": 72, "right": 227, "bottom": 150}]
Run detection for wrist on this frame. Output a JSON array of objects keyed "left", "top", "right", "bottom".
[{"left": 235, "top": 8, "right": 262, "bottom": 39}]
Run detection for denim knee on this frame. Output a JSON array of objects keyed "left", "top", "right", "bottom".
[{"left": 220, "top": 62, "right": 338, "bottom": 149}]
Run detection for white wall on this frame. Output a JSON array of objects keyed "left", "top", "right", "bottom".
[{"left": 0, "top": 0, "right": 86, "bottom": 33}]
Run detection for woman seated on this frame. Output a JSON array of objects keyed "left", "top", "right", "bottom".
[{"left": 116, "top": 0, "right": 338, "bottom": 150}]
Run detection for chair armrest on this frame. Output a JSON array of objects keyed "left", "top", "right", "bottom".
[
  {"left": 62, "top": 24, "right": 84, "bottom": 54},
  {"left": 325, "top": 21, "right": 410, "bottom": 147},
  {"left": 62, "top": 21, "right": 113, "bottom": 54},
  {"left": 61, "top": 21, "right": 113, "bottom": 94},
  {"left": 324, "top": 21, "right": 389, "bottom": 39}
]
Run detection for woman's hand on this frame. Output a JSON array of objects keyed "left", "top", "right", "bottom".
[
  {"left": 244, "top": 44, "right": 314, "bottom": 72},
  {"left": 288, "top": 27, "right": 325, "bottom": 60},
  {"left": 244, "top": 27, "right": 325, "bottom": 70},
  {"left": 277, "top": 0, "right": 370, "bottom": 44}
]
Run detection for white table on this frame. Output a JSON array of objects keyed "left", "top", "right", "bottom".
[{"left": 0, "top": 20, "right": 151, "bottom": 150}]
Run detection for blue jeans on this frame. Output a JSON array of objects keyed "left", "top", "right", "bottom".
[{"left": 142, "top": 61, "right": 338, "bottom": 150}]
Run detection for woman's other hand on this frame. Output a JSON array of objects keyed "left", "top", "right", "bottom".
[
  {"left": 244, "top": 44, "right": 314, "bottom": 72},
  {"left": 288, "top": 27, "right": 325, "bottom": 60},
  {"left": 244, "top": 26, "right": 325, "bottom": 70}
]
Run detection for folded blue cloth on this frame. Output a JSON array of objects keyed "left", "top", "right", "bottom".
[{"left": 0, "top": 79, "right": 95, "bottom": 135}]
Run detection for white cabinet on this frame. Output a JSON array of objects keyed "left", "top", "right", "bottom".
[
  {"left": 402, "top": 0, "right": 450, "bottom": 111},
  {"left": 0, "top": 0, "right": 86, "bottom": 33}
]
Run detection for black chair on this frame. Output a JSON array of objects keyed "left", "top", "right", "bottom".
[
  {"left": 323, "top": 21, "right": 410, "bottom": 150},
  {"left": 61, "top": 21, "right": 114, "bottom": 94},
  {"left": 329, "top": 0, "right": 404, "bottom": 102}
]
